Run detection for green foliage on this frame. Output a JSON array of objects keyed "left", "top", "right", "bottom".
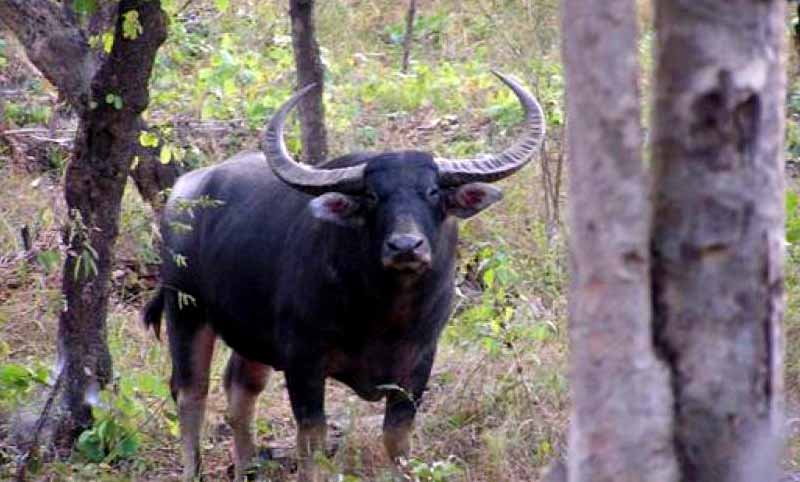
[
  {"left": 36, "top": 249, "right": 62, "bottom": 275},
  {"left": 3, "top": 102, "right": 51, "bottom": 127},
  {"left": 138, "top": 130, "right": 159, "bottom": 148},
  {"left": 0, "top": 38, "right": 7, "bottom": 70},
  {"left": 72, "top": 0, "right": 97, "bottom": 17},
  {"left": 122, "top": 10, "right": 144, "bottom": 40},
  {"left": 449, "top": 243, "right": 559, "bottom": 356},
  {"left": 213, "top": 0, "right": 230, "bottom": 13},
  {"left": 177, "top": 290, "right": 196, "bottom": 309},
  {"left": 119, "top": 185, "right": 161, "bottom": 266},
  {"left": 77, "top": 417, "right": 140, "bottom": 463},
  {"left": 788, "top": 191, "right": 800, "bottom": 245},
  {"left": 76, "top": 373, "right": 172, "bottom": 464},
  {"left": 87, "top": 31, "right": 115, "bottom": 53},
  {"left": 0, "top": 363, "right": 49, "bottom": 406},
  {"left": 403, "top": 457, "right": 462, "bottom": 482},
  {"left": 67, "top": 209, "right": 99, "bottom": 281},
  {"left": 105, "top": 93, "right": 123, "bottom": 110},
  {"left": 383, "top": 12, "right": 449, "bottom": 47}
]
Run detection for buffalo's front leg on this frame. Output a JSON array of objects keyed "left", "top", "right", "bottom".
[
  {"left": 286, "top": 366, "right": 327, "bottom": 482},
  {"left": 382, "top": 349, "right": 434, "bottom": 463},
  {"left": 383, "top": 391, "right": 416, "bottom": 461}
]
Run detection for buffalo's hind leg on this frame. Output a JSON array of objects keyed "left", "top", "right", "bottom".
[
  {"left": 165, "top": 292, "right": 216, "bottom": 481},
  {"left": 223, "top": 352, "right": 271, "bottom": 480}
]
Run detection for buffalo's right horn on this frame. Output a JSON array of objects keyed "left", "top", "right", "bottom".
[{"left": 262, "top": 83, "right": 365, "bottom": 195}]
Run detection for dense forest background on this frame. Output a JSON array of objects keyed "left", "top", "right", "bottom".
[{"left": 0, "top": 0, "right": 797, "bottom": 480}]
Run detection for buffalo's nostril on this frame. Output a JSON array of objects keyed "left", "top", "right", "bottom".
[{"left": 387, "top": 234, "right": 424, "bottom": 253}]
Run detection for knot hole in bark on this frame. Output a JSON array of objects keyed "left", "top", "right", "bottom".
[{"left": 690, "top": 70, "right": 760, "bottom": 171}]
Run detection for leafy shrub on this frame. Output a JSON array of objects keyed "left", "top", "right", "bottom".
[
  {"left": 76, "top": 373, "right": 172, "bottom": 464},
  {"left": 0, "top": 363, "right": 49, "bottom": 406}
]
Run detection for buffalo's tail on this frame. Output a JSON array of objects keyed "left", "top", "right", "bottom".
[{"left": 143, "top": 287, "right": 165, "bottom": 340}]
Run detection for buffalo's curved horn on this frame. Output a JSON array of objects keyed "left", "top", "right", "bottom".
[
  {"left": 262, "top": 83, "right": 365, "bottom": 195},
  {"left": 435, "top": 71, "right": 546, "bottom": 186}
]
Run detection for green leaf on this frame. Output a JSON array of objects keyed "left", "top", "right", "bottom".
[
  {"left": 214, "top": 0, "right": 230, "bottom": 13},
  {"left": 0, "top": 363, "right": 32, "bottom": 390},
  {"left": 122, "top": 11, "right": 143, "bottom": 40},
  {"left": 139, "top": 130, "right": 160, "bottom": 148},
  {"left": 97, "top": 419, "right": 112, "bottom": 444},
  {"left": 105, "top": 93, "right": 123, "bottom": 110},
  {"left": 786, "top": 190, "right": 798, "bottom": 214},
  {"left": 117, "top": 433, "right": 140, "bottom": 458},
  {"left": 77, "top": 430, "right": 105, "bottom": 462},
  {"left": 483, "top": 268, "right": 495, "bottom": 289},
  {"left": 159, "top": 145, "right": 172, "bottom": 164},
  {"left": 102, "top": 32, "right": 115, "bottom": 53},
  {"left": 73, "top": 0, "right": 97, "bottom": 16},
  {"left": 36, "top": 250, "right": 61, "bottom": 275}
]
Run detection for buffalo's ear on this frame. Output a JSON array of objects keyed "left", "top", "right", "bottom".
[
  {"left": 309, "top": 192, "right": 363, "bottom": 226},
  {"left": 446, "top": 183, "right": 503, "bottom": 219}
]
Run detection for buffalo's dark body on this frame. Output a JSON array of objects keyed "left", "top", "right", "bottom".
[
  {"left": 146, "top": 72, "right": 543, "bottom": 481},
  {"left": 156, "top": 151, "right": 456, "bottom": 401}
]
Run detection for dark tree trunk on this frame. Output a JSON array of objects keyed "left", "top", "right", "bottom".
[
  {"left": 52, "top": 0, "right": 167, "bottom": 447},
  {"left": 0, "top": 0, "right": 178, "bottom": 212},
  {"left": 651, "top": 1, "right": 785, "bottom": 481},
  {"left": 561, "top": 0, "right": 678, "bottom": 481},
  {"left": 289, "top": 0, "right": 328, "bottom": 165},
  {"left": 401, "top": 0, "right": 417, "bottom": 73}
]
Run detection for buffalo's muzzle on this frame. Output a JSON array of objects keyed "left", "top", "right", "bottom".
[{"left": 383, "top": 233, "right": 432, "bottom": 272}]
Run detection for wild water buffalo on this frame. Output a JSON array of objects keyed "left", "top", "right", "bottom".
[{"left": 143, "top": 71, "right": 544, "bottom": 481}]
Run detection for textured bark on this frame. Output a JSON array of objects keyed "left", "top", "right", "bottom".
[
  {"left": 0, "top": 0, "right": 94, "bottom": 110},
  {"left": 562, "top": 1, "right": 678, "bottom": 481},
  {"left": 289, "top": 0, "right": 328, "bottom": 165},
  {"left": 651, "top": 2, "right": 786, "bottom": 482},
  {"left": 401, "top": 0, "right": 417, "bottom": 73},
  {"left": 53, "top": 0, "right": 167, "bottom": 447},
  {"left": 0, "top": 0, "right": 178, "bottom": 210}
]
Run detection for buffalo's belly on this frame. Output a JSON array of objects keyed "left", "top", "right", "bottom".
[
  {"left": 325, "top": 341, "right": 429, "bottom": 402},
  {"left": 206, "top": 307, "right": 284, "bottom": 368}
]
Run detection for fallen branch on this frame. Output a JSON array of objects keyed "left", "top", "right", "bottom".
[{"left": 14, "top": 368, "right": 65, "bottom": 482}]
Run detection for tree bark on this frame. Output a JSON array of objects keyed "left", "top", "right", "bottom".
[
  {"left": 401, "top": 0, "right": 417, "bottom": 73},
  {"left": 0, "top": 0, "right": 178, "bottom": 211},
  {"left": 651, "top": 2, "right": 786, "bottom": 482},
  {"left": 52, "top": 0, "right": 167, "bottom": 447},
  {"left": 0, "top": 0, "right": 94, "bottom": 111},
  {"left": 289, "top": 0, "right": 328, "bottom": 165},
  {"left": 561, "top": 1, "right": 678, "bottom": 481}
]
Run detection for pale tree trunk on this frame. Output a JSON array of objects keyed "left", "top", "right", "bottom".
[
  {"left": 289, "top": 0, "right": 328, "bottom": 165},
  {"left": 561, "top": 1, "right": 678, "bottom": 481},
  {"left": 0, "top": 0, "right": 178, "bottom": 213},
  {"left": 0, "top": 0, "right": 168, "bottom": 448},
  {"left": 651, "top": 2, "right": 786, "bottom": 482}
]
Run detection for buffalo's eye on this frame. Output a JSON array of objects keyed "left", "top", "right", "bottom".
[
  {"left": 365, "top": 191, "right": 379, "bottom": 205},
  {"left": 426, "top": 187, "right": 441, "bottom": 201}
]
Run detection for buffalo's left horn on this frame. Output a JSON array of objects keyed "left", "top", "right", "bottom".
[
  {"left": 435, "top": 71, "right": 546, "bottom": 186},
  {"left": 262, "top": 83, "right": 365, "bottom": 195}
]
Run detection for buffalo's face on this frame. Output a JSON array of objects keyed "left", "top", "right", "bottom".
[
  {"left": 308, "top": 151, "right": 503, "bottom": 275},
  {"left": 265, "top": 73, "right": 545, "bottom": 275}
]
